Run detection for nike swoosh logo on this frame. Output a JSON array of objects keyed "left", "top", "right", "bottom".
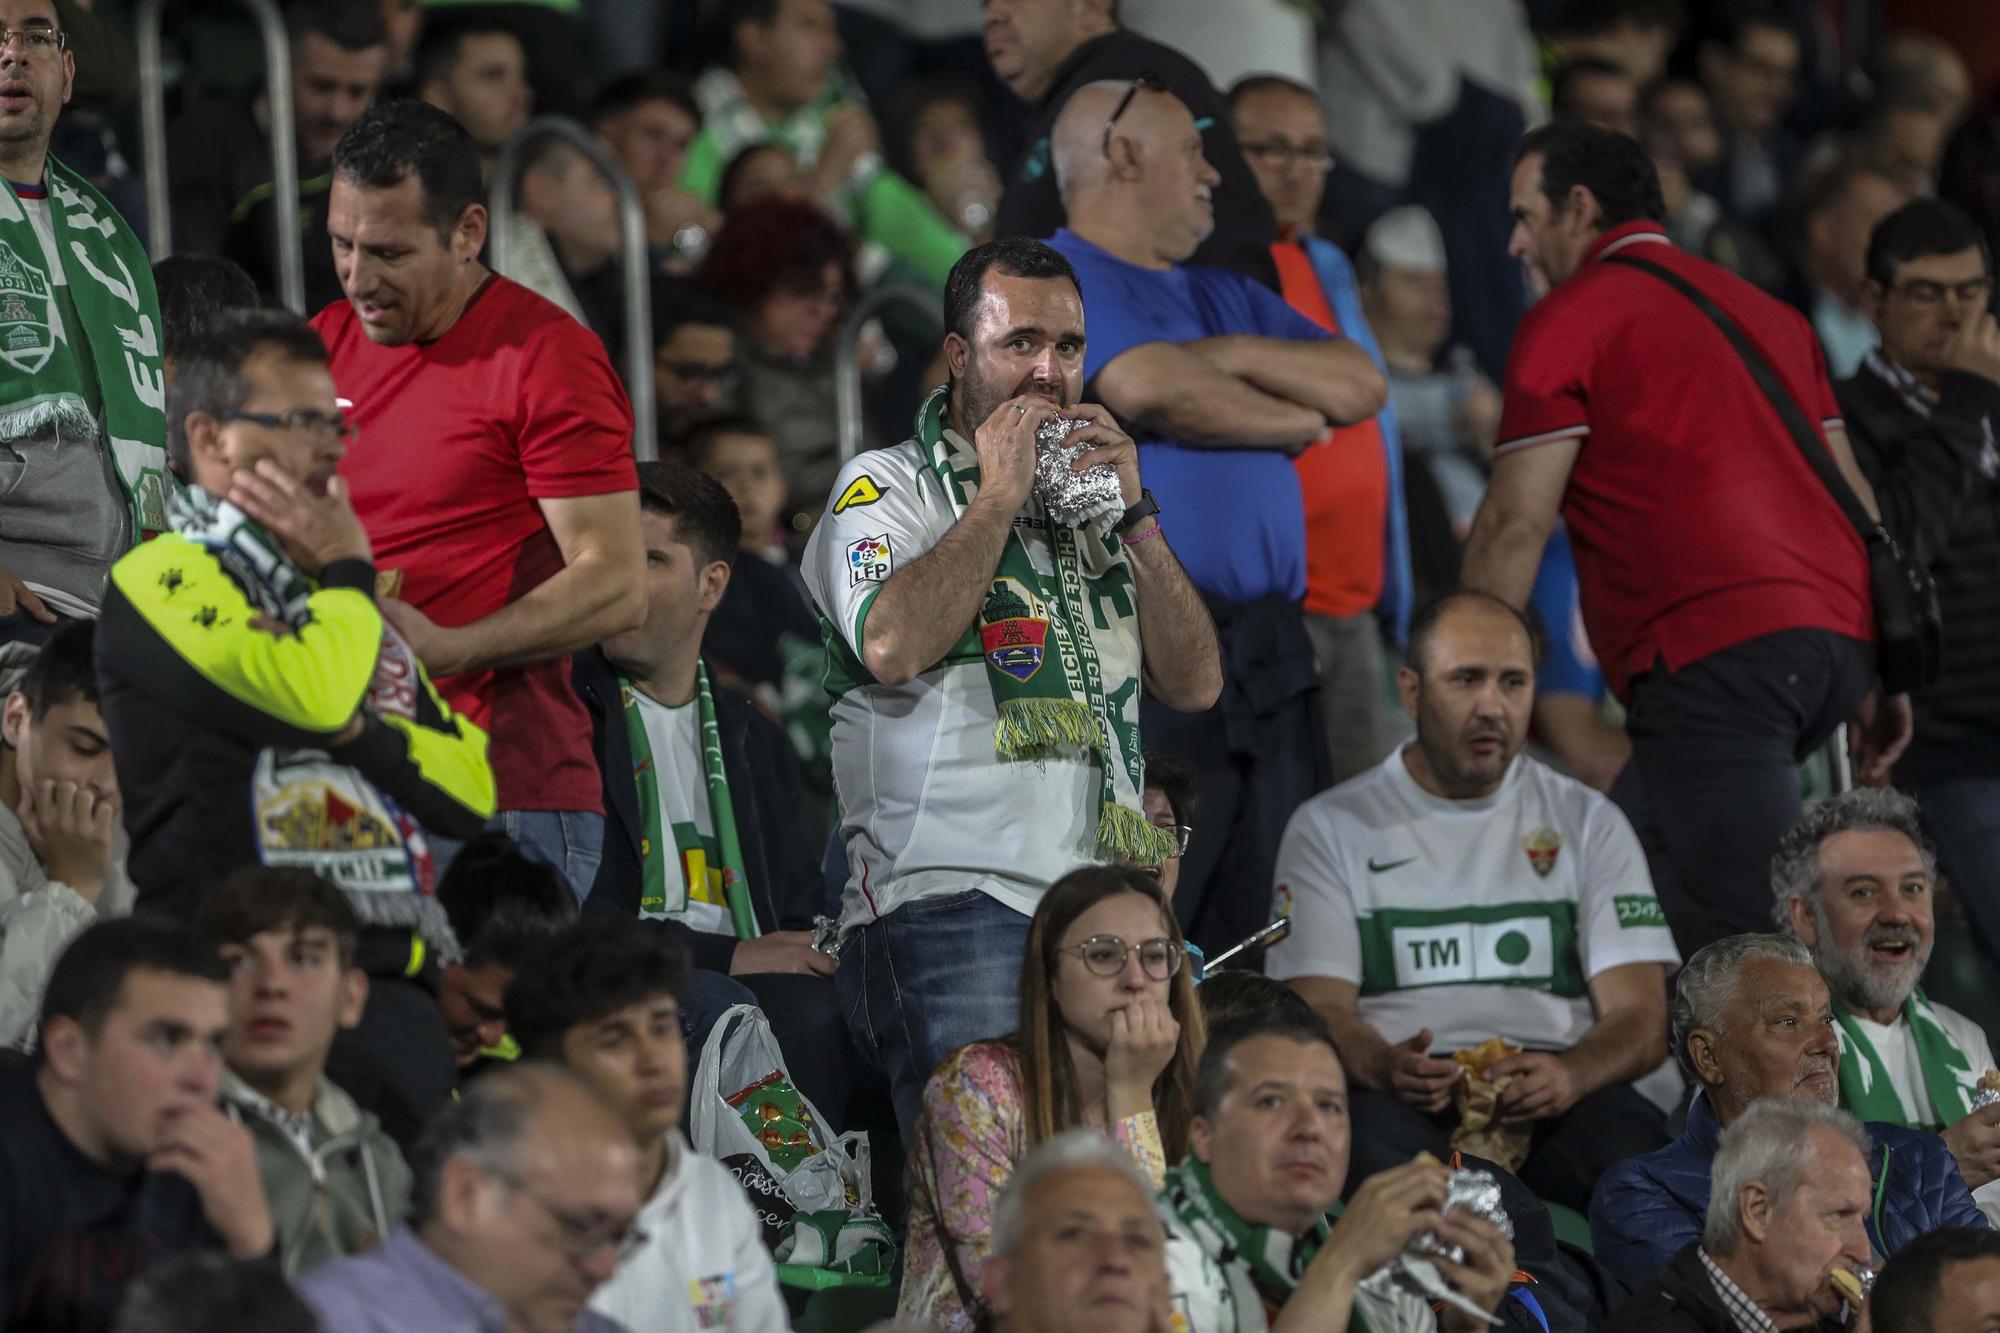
[{"left": 1366, "top": 857, "right": 1416, "bottom": 873}]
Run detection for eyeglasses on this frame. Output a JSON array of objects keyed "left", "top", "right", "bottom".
[
  {"left": 1240, "top": 140, "right": 1335, "bottom": 172},
  {"left": 655, "top": 358, "right": 737, "bottom": 385},
  {"left": 491, "top": 1167, "right": 649, "bottom": 1263},
  {"left": 1102, "top": 72, "right": 1165, "bottom": 160},
  {"left": 0, "top": 26, "right": 65, "bottom": 53},
  {"left": 217, "top": 408, "right": 357, "bottom": 445},
  {"left": 1892, "top": 277, "right": 1993, "bottom": 309},
  {"left": 1148, "top": 822, "right": 1194, "bottom": 857},
  {"left": 1058, "top": 934, "right": 1184, "bottom": 980}
]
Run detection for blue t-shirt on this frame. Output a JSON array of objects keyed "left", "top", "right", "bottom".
[
  {"left": 1528, "top": 523, "right": 1605, "bottom": 701},
  {"left": 1049, "top": 229, "right": 1327, "bottom": 604}
]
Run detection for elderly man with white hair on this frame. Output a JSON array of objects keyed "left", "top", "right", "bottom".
[
  {"left": 978, "top": 1130, "right": 1175, "bottom": 1333},
  {"left": 1589, "top": 932, "right": 1984, "bottom": 1285},
  {"left": 1044, "top": 77, "right": 1387, "bottom": 958},
  {"left": 1774, "top": 789, "right": 2000, "bottom": 1223},
  {"left": 1607, "top": 1099, "right": 1877, "bottom": 1331}
]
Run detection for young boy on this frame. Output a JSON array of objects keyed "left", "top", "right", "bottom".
[
  {"left": 506, "top": 918, "right": 789, "bottom": 1333},
  {"left": 0, "top": 618, "right": 135, "bottom": 1047},
  {"left": 682, "top": 418, "right": 831, "bottom": 838},
  {"left": 434, "top": 831, "right": 577, "bottom": 1074},
  {"left": 196, "top": 866, "right": 412, "bottom": 1277}
]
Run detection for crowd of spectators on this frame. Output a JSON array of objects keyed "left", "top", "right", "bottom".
[{"left": 2, "top": 0, "right": 2000, "bottom": 1330}]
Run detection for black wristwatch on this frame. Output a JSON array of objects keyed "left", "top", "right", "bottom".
[{"left": 1113, "top": 489, "right": 1160, "bottom": 535}]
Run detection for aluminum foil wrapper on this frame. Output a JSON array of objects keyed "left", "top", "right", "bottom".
[
  {"left": 1973, "top": 1078, "right": 2000, "bottom": 1114},
  {"left": 1392, "top": 1169, "right": 1515, "bottom": 1325},
  {"left": 1033, "top": 413, "right": 1124, "bottom": 536}
]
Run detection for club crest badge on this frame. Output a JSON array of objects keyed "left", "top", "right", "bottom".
[
  {"left": 0, "top": 239, "right": 55, "bottom": 375},
  {"left": 980, "top": 577, "right": 1050, "bottom": 683},
  {"left": 1523, "top": 827, "right": 1563, "bottom": 879}
]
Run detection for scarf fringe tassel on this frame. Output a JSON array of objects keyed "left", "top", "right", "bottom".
[
  {"left": 0, "top": 395, "right": 95, "bottom": 442},
  {"left": 995, "top": 697, "right": 1100, "bottom": 758},
  {"left": 1096, "top": 801, "right": 1182, "bottom": 866}
]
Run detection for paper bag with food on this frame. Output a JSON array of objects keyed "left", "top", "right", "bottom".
[{"left": 1449, "top": 1037, "right": 1532, "bottom": 1172}]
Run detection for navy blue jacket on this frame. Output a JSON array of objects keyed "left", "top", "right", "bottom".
[{"left": 1590, "top": 1093, "right": 1986, "bottom": 1286}]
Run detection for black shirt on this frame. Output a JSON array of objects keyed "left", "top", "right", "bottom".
[
  {"left": 0, "top": 1067, "right": 224, "bottom": 1333},
  {"left": 994, "top": 30, "right": 1277, "bottom": 289},
  {"left": 164, "top": 96, "right": 345, "bottom": 314},
  {"left": 1838, "top": 357, "right": 2000, "bottom": 782}
]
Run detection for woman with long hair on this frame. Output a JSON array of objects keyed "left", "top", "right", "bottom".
[{"left": 899, "top": 865, "right": 1206, "bottom": 1331}]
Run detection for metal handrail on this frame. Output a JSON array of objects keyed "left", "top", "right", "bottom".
[
  {"left": 836, "top": 285, "right": 942, "bottom": 465},
  {"left": 488, "top": 117, "right": 656, "bottom": 461},
  {"left": 138, "top": 0, "right": 304, "bottom": 313}
]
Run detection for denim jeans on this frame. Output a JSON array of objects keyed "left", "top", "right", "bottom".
[
  {"left": 836, "top": 889, "right": 1031, "bottom": 1143},
  {"left": 429, "top": 810, "right": 606, "bottom": 907}
]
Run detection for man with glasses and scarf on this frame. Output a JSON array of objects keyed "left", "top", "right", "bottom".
[
  {"left": 96, "top": 307, "right": 495, "bottom": 1152},
  {"left": 1268, "top": 592, "right": 1679, "bottom": 1216},
  {"left": 0, "top": 0, "right": 168, "bottom": 648}
]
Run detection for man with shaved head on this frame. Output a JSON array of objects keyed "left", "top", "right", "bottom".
[
  {"left": 300, "top": 1062, "right": 640, "bottom": 1332},
  {"left": 1046, "top": 81, "right": 1387, "bottom": 959},
  {"left": 984, "top": 0, "right": 1274, "bottom": 284}
]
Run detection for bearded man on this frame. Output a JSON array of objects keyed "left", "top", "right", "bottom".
[
  {"left": 801, "top": 235, "right": 1221, "bottom": 1141},
  {"left": 1776, "top": 788, "right": 2000, "bottom": 1223}
]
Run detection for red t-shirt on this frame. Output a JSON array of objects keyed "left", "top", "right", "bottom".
[
  {"left": 1494, "top": 223, "right": 1872, "bottom": 701},
  {"left": 1272, "top": 241, "right": 1388, "bottom": 619},
  {"left": 314, "top": 277, "right": 638, "bottom": 812}
]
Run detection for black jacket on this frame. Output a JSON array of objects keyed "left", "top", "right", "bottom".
[
  {"left": 575, "top": 651, "right": 821, "bottom": 972},
  {"left": 1605, "top": 1244, "right": 1737, "bottom": 1333},
  {"left": 1607, "top": 1243, "right": 1845, "bottom": 1333},
  {"left": 96, "top": 535, "right": 493, "bottom": 936},
  {"left": 0, "top": 1065, "right": 226, "bottom": 1332},
  {"left": 994, "top": 29, "right": 1276, "bottom": 288},
  {"left": 1838, "top": 358, "right": 2000, "bottom": 782},
  {"left": 164, "top": 95, "right": 344, "bottom": 313}
]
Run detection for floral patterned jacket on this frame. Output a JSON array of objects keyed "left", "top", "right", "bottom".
[{"left": 897, "top": 1039, "right": 1168, "bottom": 1331}]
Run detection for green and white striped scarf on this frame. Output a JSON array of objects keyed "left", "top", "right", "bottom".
[
  {"left": 912, "top": 386, "right": 1174, "bottom": 865},
  {"left": 1834, "top": 988, "right": 1980, "bottom": 1131},
  {"left": 1163, "top": 1157, "right": 1367, "bottom": 1331},
  {"left": 0, "top": 160, "right": 169, "bottom": 538}
]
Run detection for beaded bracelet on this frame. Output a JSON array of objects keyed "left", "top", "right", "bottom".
[{"left": 1120, "top": 521, "right": 1163, "bottom": 547}]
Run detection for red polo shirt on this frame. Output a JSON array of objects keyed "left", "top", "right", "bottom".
[
  {"left": 315, "top": 276, "right": 638, "bottom": 813},
  {"left": 1495, "top": 223, "right": 1872, "bottom": 701}
]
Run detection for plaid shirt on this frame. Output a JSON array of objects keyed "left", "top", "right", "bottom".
[{"left": 1699, "top": 1249, "right": 1780, "bottom": 1333}]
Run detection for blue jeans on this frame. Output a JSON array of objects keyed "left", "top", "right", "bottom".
[
  {"left": 836, "top": 889, "right": 1031, "bottom": 1144},
  {"left": 430, "top": 810, "right": 606, "bottom": 907}
]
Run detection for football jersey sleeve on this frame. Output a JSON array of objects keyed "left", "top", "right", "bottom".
[
  {"left": 1575, "top": 798, "right": 1680, "bottom": 979},
  {"left": 803, "top": 447, "right": 944, "bottom": 662},
  {"left": 1264, "top": 800, "right": 1362, "bottom": 984}
]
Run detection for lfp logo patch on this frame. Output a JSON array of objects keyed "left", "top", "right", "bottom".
[
  {"left": 980, "top": 577, "right": 1050, "bottom": 683},
  {"left": 846, "top": 535, "right": 892, "bottom": 585}
]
